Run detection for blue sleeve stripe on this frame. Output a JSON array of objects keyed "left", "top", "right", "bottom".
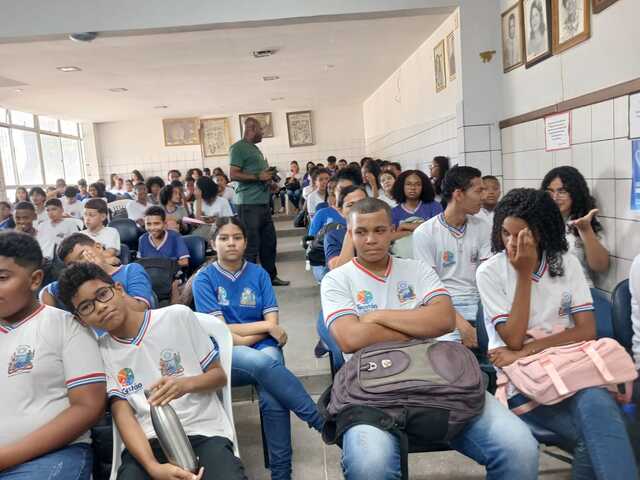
[
  {"left": 199, "top": 349, "right": 219, "bottom": 371},
  {"left": 262, "top": 306, "right": 279, "bottom": 315}
]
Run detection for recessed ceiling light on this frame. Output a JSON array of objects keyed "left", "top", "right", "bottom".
[
  {"left": 263, "top": 75, "right": 280, "bottom": 82},
  {"left": 253, "top": 49, "right": 276, "bottom": 58},
  {"left": 108, "top": 87, "right": 128, "bottom": 92},
  {"left": 325, "top": 64, "right": 335, "bottom": 69},
  {"left": 14, "top": 88, "right": 23, "bottom": 93},
  {"left": 154, "top": 105, "right": 168, "bottom": 109},
  {"left": 57, "top": 66, "right": 82, "bottom": 72}
]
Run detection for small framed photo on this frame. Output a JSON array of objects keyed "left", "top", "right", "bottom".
[
  {"left": 501, "top": 1, "right": 525, "bottom": 73},
  {"left": 552, "top": 0, "right": 590, "bottom": 54},
  {"left": 163, "top": 117, "right": 200, "bottom": 147},
  {"left": 446, "top": 31, "right": 456, "bottom": 81},
  {"left": 200, "top": 117, "right": 232, "bottom": 157},
  {"left": 523, "top": 0, "right": 552, "bottom": 68},
  {"left": 239, "top": 112, "right": 274, "bottom": 138},
  {"left": 592, "top": 0, "right": 619, "bottom": 14},
  {"left": 286, "top": 111, "right": 314, "bottom": 147},
  {"left": 433, "top": 39, "right": 447, "bottom": 93}
]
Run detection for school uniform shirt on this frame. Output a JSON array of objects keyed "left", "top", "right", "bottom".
[
  {"left": 0, "top": 216, "right": 15, "bottom": 230},
  {"left": 37, "top": 218, "right": 81, "bottom": 258},
  {"left": 163, "top": 205, "right": 189, "bottom": 225},
  {"left": 126, "top": 200, "right": 149, "bottom": 223},
  {"left": 36, "top": 207, "right": 48, "bottom": 225},
  {"left": 63, "top": 198, "right": 84, "bottom": 220},
  {"left": 630, "top": 254, "right": 640, "bottom": 368},
  {"left": 323, "top": 227, "right": 348, "bottom": 264},
  {"left": 102, "top": 305, "right": 233, "bottom": 441},
  {"left": 365, "top": 185, "right": 397, "bottom": 208},
  {"left": 138, "top": 230, "right": 190, "bottom": 262},
  {"left": 42, "top": 263, "right": 154, "bottom": 311},
  {"left": 475, "top": 208, "right": 495, "bottom": 228},
  {"left": 565, "top": 223, "right": 607, "bottom": 289},
  {"left": 306, "top": 190, "right": 326, "bottom": 217},
  {"left": 201, "top": 196, "right": 234, "bottom": 218},
  {"left": 0, "top": 305, "right": 106, "bottom": 448},
  {"left": 302, "top": 184, "right": 314, "bottom": 200},
  {"left": 476, "top": 251, "right": 594, "bottom": 353},
  {"left": 192, "top": 261, "right": 279, "bottom": 350},
  {"left": 82, "top": 226, "right": 121, "bottom": 254},
  {"left": 308, "top": 207, "right": 345, "bottom": 237},
  {"left": 220, "top": 187, "right": 235, "bottom": 203},
  {"left": 321, "top": 256, "right": 450, "bottom": 339},
  {"left": 391, "top": 201, "right": 443, "bottom": 227}
]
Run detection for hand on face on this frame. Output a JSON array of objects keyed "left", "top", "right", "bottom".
[{"left": 507, "top": 228, "right": 538, "bottom": 275}]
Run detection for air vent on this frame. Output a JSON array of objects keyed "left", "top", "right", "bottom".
[
  {"left": 263, "top": 75, "right": 280, "bottom": 82},
  {"left": 253, "top": 49, "right": 276, "bottom": 58}
]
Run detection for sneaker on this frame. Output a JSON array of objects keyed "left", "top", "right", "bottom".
[
  {"left": 314, "top": 340, "right": 328, "bottom": 358},
  {"left": 271, "top": 276, "right": 290, "bottom": 286}
]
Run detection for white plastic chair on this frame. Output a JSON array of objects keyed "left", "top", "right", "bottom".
[{"left": 109, "top": 313, "right": 239, "bottom": 480}]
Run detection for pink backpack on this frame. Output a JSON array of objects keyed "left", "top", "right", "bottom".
[{"left": 499, "top": 338, "right": 637, "bottom": 409}]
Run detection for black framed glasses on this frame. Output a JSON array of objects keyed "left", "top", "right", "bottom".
[{"left": 75, "top": 286, "right": 115, "bottom": 317}]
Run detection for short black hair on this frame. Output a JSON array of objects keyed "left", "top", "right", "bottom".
[
  {"left": 196, "top": 176, "right": 219, "bottom": 203},
  {"left": 57, "top": 233, "right": 96, "bottom": 263},
  {"left": 78, "top": 178, "right": 87, "bottom": 187},
  {"left": 311, "top": 168, "right": 331, "bottom": 181},
  {"left": 145, "top": 176, "right": 165, "bottom": 191},
  {"left": 214, "top": 172, "right": 229, "bottom": 184},
  {"left": 0, "top": 231, "right": 43, "bottom": 271},
  {"left": 362, "top": 159, "right": 381, "bottom": 188},
  {"left": 392, "top": 170, "right": 435, "bottom": 204},
  {"left": 441, "top": 166, "right": 482, "bottom": 201},
  {"left": 89, "top": 182, "right": 106, "bottom": 197},
  {"left": 347, "top": 197, "right": 392, "bottom": 224},
  {"left": 131, "top": 169, "right": 145, "bottom": 182},
  {"left": 14, "top": 201, "right": 35, "bottom": 212},
  {"left": 144, "top": 205, "right": 166, "bottom": 221},
  {"left": 57, "top": 262, "right": 114, "bottom": 311},
  {"left": 64, "top": 186, "right": 79, "bottom": 198},
  {"left": 84, "top": 198, "right": 108, "bottom": 214},
  {"left": 168, "top": 169, "right": 181, "bottom": 177},
  {"left": 335, "top": 166, "right": 363, "bottom": 185},
  {"left": 29, "top": 187, "right": 46, "bottom": 199},
  {"left": 45, "top": 198, "right": 63, "bottom": 209},
  {"left": 327, "top": 156, "right": 337, "bottom": 164},
  {"left": 203, "top": 167, "right": 211, "bottom": 176},
  {"left": 0, "top": 201, "right": 11, "bottom": 209},
  {"left": 134, "top": 182, "right": 146, "bottom": 191},
  {"left": 338, "top": 185, "right": 367, "bottom": 208},
  {"left": 170, "top": 180, "right": 184, "bottom": 188},
  {"left": 390, "top": 162, "right": 402, "bottom": 172},
  {"left": 213, "top": 216, "right": 246, "bottom": 240}
]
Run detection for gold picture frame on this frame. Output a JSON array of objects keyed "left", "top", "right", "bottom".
[
  {"left": 434, "top": 39, "right": 447, "bottom": 93},
  {"left": 552, "top": 0, "right": 590, "bottom": 54},
  {"left": 592, "top": 0, "right": 619, "bottom": 14},
  {"left": 501, "top": 1, "right": 525, "bottom": 73},
  {"left": 286, "top": 110, "right": 314, "bottom": 147},
  {"left": 238, "top": 112, "right": 274, "bottom": 138},
  {"left": 446, "top": 31, "right": 456, "bottom": 81},
  {"left": 200, "top": 117, "right": 232, "bottom": 157},
  {"left": 162, "top": 117, "right": 200, "bottom": 147}
]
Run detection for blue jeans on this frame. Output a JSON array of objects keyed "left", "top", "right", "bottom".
[
  {"left": 311, "top": 265, "right": 328, "bottom": 284},
  {"left": 287, "top": 189, "right": 302, "bottom": 209},
  {"left": 511, "top": 387, "right": 638, "bottom": 480},
  {"left": 231, "top": 345, "right": 323, "bottom": 480},
  {"left": 341, "top": 392, "right": 539, "bottom": 480},
  {"left": 0, "top": 444, "right": 92, "bottom": 480},
  {"left": 438, "top": 295, "right": 478, "bottom": 343}
]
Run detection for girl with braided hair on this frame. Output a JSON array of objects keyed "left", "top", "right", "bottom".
[{"left": 477, "top": 188, "right": 637, "bottom": 479}]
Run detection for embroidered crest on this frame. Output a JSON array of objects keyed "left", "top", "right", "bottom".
[
  {"left": 442, "top": 250, "right": 456, "bottom": 267},
  {"left": 356, "top": 289, "right": 377, "bottom": 313},
  {"left": 217, "top": 286, "right": 229, "bottom": 306},
  {"left": 559, "top": 291, "right": 572, "bottom": 317},
  {"left": 8, "top": 344, "right": 34, "bottom": 376},
  {"left": 397, "top": 281, "right": 416, "bottom": 303},
  {"left": 117, "top": 367, "right": 143, "bottom": 395},
  {"left": 240, "top": 287, "right": 256, "bottom": 307},
  {"left": 159, "top": 349, "right": 184, "bottom": 377}
]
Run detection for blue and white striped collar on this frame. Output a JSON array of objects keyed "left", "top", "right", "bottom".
[
  {"left": 213, "top": 261, "right": 248, "bottom": 282},
  {"left": 437, "top": 213, "right": 466, "bottom": 238},
  {"left": 531, "top": 255, "right": 548, "bottom": 282}
]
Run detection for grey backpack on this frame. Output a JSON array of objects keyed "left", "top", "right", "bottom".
[{"left": 318, "top": 339, "right": 486, "bottom": 478}]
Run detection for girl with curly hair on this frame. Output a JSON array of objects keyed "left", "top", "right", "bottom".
[
  {"left": 361, "top": 159, "right": 396, "bottom": 207},
  {"left": 477, "top": 188, "right": 637, "bottom": 479},
  {"left": 390, "top": 170, "right": 442, "bottom": 232},
  {"left": 541, "top": 166, "right": 609, "bottom": 288}
]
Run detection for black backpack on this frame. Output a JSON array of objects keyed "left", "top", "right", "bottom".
[{"left": 306, "top": 222, "right": 343, "bottom": 267}]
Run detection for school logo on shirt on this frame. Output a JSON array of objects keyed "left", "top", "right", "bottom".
[
  {"left": 8, "top": 345, "right": 35, "bottom": 376},
  {"left": 442, "top": 250, "right": 456, "bottom": 267},
  {"left": 117, "top": 367, "right": 144, "bottom": 395},
  {"left": 356, "top": 290, "right": 377, "bottom": 313},
  {"left": 396, "top": 281, "right": 416, "bottom": 304},
  {"left": 240, "top": 288, "right": 256, "bottom": 307},
  {"left": 217, "top": 286, "right": 230, "bottom": 306},
  {"left": 558, "top": 292, "right": 572, "bottom": 317},
  {"left": 159, "top": 349, "right": 184, "bottom": 377}
]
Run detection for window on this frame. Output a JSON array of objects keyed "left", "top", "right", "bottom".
[
  {"left": 0, "top": 108, "right": 7, "bottom": 124},
  {"left": 60, "top": 120, "right": 78, "bottom": 136},
  {"left": 9, "top": 110, "right": 34, "bottom": 128},
  {"left": 0, "top": 127, "right": 15, "bottom": 185},
  {"left": 61, "top": 138, "right": 83, "bottom": 181},
  {"left": 39, "top": 116, "right": 59, "bottom": 133},
  {"left": 11, "top": 129, "right": 43, "bottom": 185},
  {"left": 41, "top": 135, "right": 64, "bottom": 184}
]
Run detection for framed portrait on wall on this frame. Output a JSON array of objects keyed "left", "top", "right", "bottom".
[
  {"left": 446, "top": 31, "right": 456, "bottom": 81},
  {"left": 163, "top": 117, "right": 200, "bottom": 147},
  {"left": 239, "top": 112, "right": 274, "bottom": 138},
  {"left": 501, "top": 1, "right": 525, "bottom": 73},
  {"left": 523, "top": 0, "right": 552, "bottom": 68},
  {"left": 286, "top": 110, "right": 314, "bottom": 147},
  {"left": 552, "top": 0, "right": 590, "bottom": 54},
  {"left": 592, "top": 0, "right": 619, "bottom": 14},
  {"left": 433, "top": 39, "right": 447, "bottom": 93},
  {"left": 200, "top": 117, "right": 232, "bottom": 157}
]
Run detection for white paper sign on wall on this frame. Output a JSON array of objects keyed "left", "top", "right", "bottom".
[
  {"left": 545, "top": 111, "right": 571, "bottom": 151},
  {"left": 629, "top": 93, "right": 640, "bottom": 139}
]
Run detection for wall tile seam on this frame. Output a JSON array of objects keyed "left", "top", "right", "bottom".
[
  {"left": 366, "top": 121, "right": 457, "bottom": 148},
  {"left": 366, "top": 130, "right": 457, "bottom": 152},
  {"left": 371, "top": 139, "right": 458, "bottom": 158}
]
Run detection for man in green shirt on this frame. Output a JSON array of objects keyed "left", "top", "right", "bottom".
[{"left": 229, "top": 117, "right": 289, "bottom": 286}]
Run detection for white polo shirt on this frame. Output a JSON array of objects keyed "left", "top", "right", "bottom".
[
  {"left": 565, "top": 224, "right": 607, "bottom": 289},
  {"left": 201, "top": 197, "right": 234, "bottom": 218},
  {"left": 63, "top": 198, "right": 84, "bottom": 220},
  {"left": 126, "top": 200, "right": 149, "bottom": 223},
  {"left": 82, "top": 226, "right": 121, "bottom": 254},
  {"left": 475, "top": 208, "right": 494, "bottom": 227},
  {"left": 413, "top": 213, "right": 491, "bottom": 299},
  {"left": 101, "top": 305, "right": 233, "bottom": 441},
  {"left": 37, "top": 218, "right": 81, "bottom": 258},
  {"left": 476, "top": 251, "right": 594, "bottom": 351},
  {"left": 0, "top": 305, "right": 106, "bottom": 448},
  {"left": 321, "top": 256, "right": 450, "bottom": 334},
  {"left": 306, "top": 190, "right": 325, "bottom": 217},
  {"left": 630, "top": 254, "right": 640, "bottom": 368}
]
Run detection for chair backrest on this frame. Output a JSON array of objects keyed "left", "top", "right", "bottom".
[
  {"left": 611, "top": 279, "right": 633, "bottom": 354},
  {"left": 316, "top": 310, "right": 345, "bottom": 377},
  {"left": 107, "top": 199, "right": 130, "bottom": 220},
  {"left": 591, "top": 287, "right": 614, "bottom": 339},
  {"left": 108, "top": 218, "right": 141, "bottom": 250},
  {"left": 118, "top": 243, "right": 130, "bottom": 265},
  {"left": 182, "top": 235, "right": 207, "bottom": 274},
  {"left": 135, "top": 257, "right": 178, "bottom": 304}
]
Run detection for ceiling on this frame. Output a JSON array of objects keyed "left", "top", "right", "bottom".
[{"left": 0, "top": 13, "right": 448, "bottom": 123}]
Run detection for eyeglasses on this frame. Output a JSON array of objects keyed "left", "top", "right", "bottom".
[
  {"left": 546, "top": 188, "right": 570, "bottom": 199},
  {"left": 75, "top": 286, "right": 115, "bottom": 317}
]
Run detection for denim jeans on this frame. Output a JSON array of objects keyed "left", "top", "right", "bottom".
[
  {"left": 231, "top": 345, "right": 323, "bottom": 480},
  {"left": 437, "top": 295, "right": 478, "bottom": 343},
  {"left": 311, "top": 265, "right": 328, "bottom": 284},
  {"left": 287, "top": 189, "right": 302, "bottom": 209},
  {"left": 341, "top": 392, "right": 539, "bottom": 480},
  {"left": 511, "top": 387, "right": 638, "bottom": 480},
  {"left": 0, "top": 444, "right": 92, "bottom": 480}
]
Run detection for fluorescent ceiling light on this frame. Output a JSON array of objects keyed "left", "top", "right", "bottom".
[
  {"left": 57, "top": 66, "right": 82, "bottom": 72},
  {"left": 154, "top": 105, "right": 168, "bottom": 109}
]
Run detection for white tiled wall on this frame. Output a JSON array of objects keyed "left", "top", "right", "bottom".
[{"left": 501, "top": 96, "right": 638, "bottom": 291}]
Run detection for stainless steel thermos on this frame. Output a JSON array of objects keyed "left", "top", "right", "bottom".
[{"left": 145, "top": 390, "right": 199, "bottom": 473}]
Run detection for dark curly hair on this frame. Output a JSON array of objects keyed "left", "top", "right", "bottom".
[
  {"left": 392, "top": 170, "right": 435, "bottom": 204},
  {"left": 541, "top": 166, "right": 602, "bottom": 235},
  {"left": 196, "top": 176, "right": 219, "bottom": 204},
  {"left": 492, "top": 188, "right": 568, "bottom": 277}
]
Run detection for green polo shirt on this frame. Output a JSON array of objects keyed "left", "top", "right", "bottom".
[{"left": 229, "top": 139, "right": 269, "bottom": 205}]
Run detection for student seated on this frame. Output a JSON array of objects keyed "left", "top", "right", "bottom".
[
  {"left": 391, "top": 169, "right": 442, "bottom": 237},
  {"left": 63, "top": 186, "right": 84, "bottom": 220},
  {"left": 192, "top": 217, "right": 323, "bottom": 480},
  {"left": 37, "top": 198, "right": 81, "bottom": 259},
  {"left": 12, "top": 202, "right": 37, "bottom": 237},
  {"left": 138, "top": 206, "right": 190, "bottom": 267},
  {"left": 476, "top": 175, "right": 501, "bottom": 226},
  {"left": 194, "top": 177, "right": 234, "bottom": 225},
  {"left": 145, "top": 176, "right": 165, "bottom": 206},
  {"left": 320, "top": 198, "right": 539, "bottom": 480},
  {"left": 476, "top": 188, "right": 637, "bottom": 479},
  {"left": 57, "top": 263, "right": 247, "bottom": 480},
  {"left": 0, "top": 201, "right": 14, "bottom": 230},
  {"left": 41, "top": 233, "right": 153, "bottom": 312},
  {"left": 83, "top": 198, "right": 121, "bottom": 258},
  {"left": 0, "top": 232, "right": 106, "bottom": 480},
  {"left": 361, "top": 159, "right": 396, "bottom": 207},
  {"left": 126, "top": 182, "right": 150, "bottom": 228},
  {"left": 159, "top": 183, "right": 190, "bottom": 233},
  {"left": 29, "top": 186, "right": 48, "bottom": 224},
  {"left": 413, "top": 166, "right": 490, "bottom": 346},
  {"left": 305, "top": 167, "right": 331, "bottom": 218}
]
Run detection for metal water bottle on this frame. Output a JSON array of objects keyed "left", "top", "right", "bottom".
[{"left": 145, "top": 390, "right": 199, "bottom": 473}]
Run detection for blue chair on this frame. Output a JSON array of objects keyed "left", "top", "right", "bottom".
[
  {"left": 611, "top": 279, "right": 633, "bottom": 354},
  {"left": 109, "top": 218, "right": 141, "bottom": 253},
  {"left": 316, "top": 311, "right": 345, "bottom": 378},
  {"left": 182, "top": 235, "right": 207, "bottom": 276},
  {"left": 591, "top": 287, "right": 614, "bottom": 339}
]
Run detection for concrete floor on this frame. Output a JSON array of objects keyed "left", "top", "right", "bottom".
[{"left": 233, "top": 215, "right": 573, "bottom": 479}]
